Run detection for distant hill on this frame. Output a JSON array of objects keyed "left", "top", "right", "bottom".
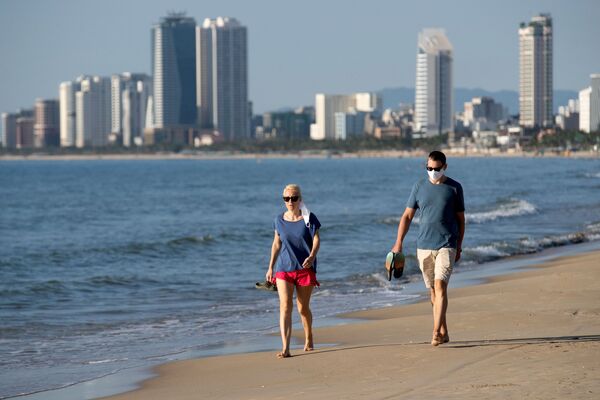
[{"left": 378, "top": 87, "right": 579, "bottom": 115}]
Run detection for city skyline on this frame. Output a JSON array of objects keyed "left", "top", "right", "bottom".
[{"left": 1, "top": 0, "right": 599, "bottom": 116}]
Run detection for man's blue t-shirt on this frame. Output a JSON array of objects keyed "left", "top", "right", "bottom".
[
  {"left": 406, "top": 177, "right": 465, "bottom": 250},
  {"left": 273, "top": 213, "right": 321, "bottom": 273}
]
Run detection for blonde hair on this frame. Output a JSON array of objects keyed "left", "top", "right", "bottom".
[{"left": 282, "top": 184, "right": 302, "bottom": 199}]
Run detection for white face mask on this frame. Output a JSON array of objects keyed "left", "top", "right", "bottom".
[{"left": 427, "top": 168, "right": 445, "bottom": 181}]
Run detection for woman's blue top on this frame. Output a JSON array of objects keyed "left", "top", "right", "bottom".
[{"left": 273, "top": 212, "right": 321, "bottom": 273}]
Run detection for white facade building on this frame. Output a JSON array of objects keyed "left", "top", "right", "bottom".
[
  {"left": 519, "top": 14, "right": 553, "bottom": 128},
  {"left": 75, "top": 76, "right": 112, "bottom": 147},
  {"left": 311, "top": 92, "right": 381, "bottom": 140},
  {"left": 414, "top": 29, "right": 453, "bottom": 137},
  {"left": 111, "top": 73, "right": 152, "bottom": 146},
  {"left": 579, "top": 88, "right": 591, "bottom": 133},
  {"left": 59, "top": 80, "right": 81, "bottom": 147},
  {"left": 579, "top": 75, "right": 600, "bottom": 134},
  {"left": 196, "top": 17, "right": 249, "bottom": 140}
]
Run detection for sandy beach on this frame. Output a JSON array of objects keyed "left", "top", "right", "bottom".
[
  {"left": 1, "top": 148, "right": 599, "bottom": 161},
  {"left": 101, "top": 249, "right": 600, "bottom": 400}
]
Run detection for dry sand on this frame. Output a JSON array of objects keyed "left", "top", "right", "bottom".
[{"left": 103, "top": 250, "right": 600, "bottom": 400}]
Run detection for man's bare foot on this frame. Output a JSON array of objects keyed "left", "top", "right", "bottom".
[
  {"left": 304, "top": 343, "right": 314, "bottom": 352},
  {"left": 431, "top": 333, "right": 443, "bottom": 346},
  {"left": 442, "top": 334, "right": 450, "bottom": 344},
  {"left": 277, "top": 351, "right": 291, "bottom": 359}
]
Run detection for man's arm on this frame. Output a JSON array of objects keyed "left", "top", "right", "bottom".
[
  {"left": 392, "top": 207, "right": 416, "bottom": 253},
  {"left": 455, "top": 211, "right": 465, "bottom": 262}
]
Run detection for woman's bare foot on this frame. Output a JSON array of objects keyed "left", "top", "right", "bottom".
[
  {"left": 277, "top": 351, "right": 291, "bottom": 359},
  {"left": 304, "top": 342, "right": 314, "bottom": 352}
]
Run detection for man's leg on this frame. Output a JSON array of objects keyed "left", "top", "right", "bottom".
[
  {"left": 276, "top": 278, "right": 294, "bottom": 358},
  {"left": 432, "top": 279, "right": 448, "bottom": 346},
  {"left": 296, "top": 284, "right": 314, "bottom": 351}
]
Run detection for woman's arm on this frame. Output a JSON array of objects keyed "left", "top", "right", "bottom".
[
  {"left": 302, "top": 230, "right": 320, "bottom": 268},
  {"left": 266, "top": 230, "right": 281, "bottom": 281}
]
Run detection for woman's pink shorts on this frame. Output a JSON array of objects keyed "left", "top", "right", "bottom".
[{"left": 275, "top": 268, "right": 320, "bottom": 287}]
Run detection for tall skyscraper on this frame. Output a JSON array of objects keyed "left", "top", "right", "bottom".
[
  {"left": 75, "top": 76, "right": 112, "bottom": 147},
  {"left": 519, "top": 14, "right": 553, "bottom": 128},
  {"left": 196, "top": 17, "right": 249, "bottom": 140},
  {"left": 151, "top": 13, "right": 197, "bottom": 128},
  {"left": 34, "top": 99, "right": 60, "bottom": 147},
  {"left": 579, "top": 74, "right": 600, "bottom": 133},
  {"left": 59, "top": 80, "right": 81, "bottom": 147},
  {"left": 311, "top": 93, "right": 381, "bottom": 140},
  {"left": 414, "top": 29, "right": 453, "bottom": 137},
  {"left": 111, "top": 73, "right": 152, "bottom": 146}
]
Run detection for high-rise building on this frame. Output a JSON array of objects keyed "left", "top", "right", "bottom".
[
  {"left": 311, "top": 93, "right": 381, "bottom": 140},
  {"left": 151, "top": 13, "right": 197, "bottom": 128},
  {"left": 16, "top": 114, "right": 35, "bottom": 149},
  {"left": 59, "top": 80, "right": 81, "bottom": 147},
  {"left": 2, "top": 109, "right": 33, "bottom": 149},
  {"left": 414, "top": 29, "right": 453, "bottom": 137},
  {"left": 111, "top": 73, "right": 152, "bottom": 146},
  {"left": 75, "top": 76, "right": 112, "bottom": 147},
  {"left": 519, "top": 14, "right": 553, "bottom": 128},
  {"left": 579, "top": 74, "right": 600, "bottom": 133},
  {"left": 196, "top": 17, "right": 249, "bottom": 140},
  {"left": 34, "top": 99, "right": 60, "bottom": 148},
  {"left": 1, "top": 113, "right": 17, "bottom": 149}
]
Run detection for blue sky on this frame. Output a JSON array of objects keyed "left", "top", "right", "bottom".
[{"left": 1, "top": 0, "right": 599, "bottom": 114}]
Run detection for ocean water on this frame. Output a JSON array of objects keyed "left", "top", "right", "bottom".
[{"left": 1, "top": 156, "right": 600, "bottom": 398}]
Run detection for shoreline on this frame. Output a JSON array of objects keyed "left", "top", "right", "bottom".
[
  {"left": 15, "top": 240, "right": 597, "bottom": 400},
  {"left": 96, "top": 244, "right": 600, "bottom": 400},
  {"left": 1, "top": 148, "right": 599, "bottom": 161}
]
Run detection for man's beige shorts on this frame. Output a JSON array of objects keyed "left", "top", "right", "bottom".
[{"left": 417, "top": 248, "right": 457, "bottom": 289}]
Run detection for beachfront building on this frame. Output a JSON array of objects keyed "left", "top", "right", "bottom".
[
  {"left": 519, "top": 14, "right": 553, "bottom": 128},
  {"left": 261, "top": 108, "right": 313, "bottom": 140},
  {"left": 555, "top": 99, "right": 579, "bottom": 131},
  {"left": 111, "top": 73, "right": 152, "bottom": 146},
  {"left": 414, "top": 29, "right": 453, "bottom": 137},
  {"left": 1, "top": 112, "right": 17, "bottom": 149},
  {"left": 59, "top": 80, "right": 81, "bottom": 147},
  {"left": 75, "top": 76, "right": 112, "bottom": 147},
  {"left": 196, "top": 17, "right": 249, "bottom": 140},
  {"left": 151, "top": 13, "right": 197, "bottom": 128},
  {"left": 311, "top": 93, "right": 381, "bottom": 140},
  {"left": 463, "top": 97, "right": 507, "bottom": 131},
  {"left": 334, "top": 109, "right": 368, "bottom": 140},
  {"left": 579, "top": 74, "right": 600, "bottom": 133},
  {"left": 16, "top": 113, "right": 35, "bottom": 149},
  {"left": 2, "top": 109, "right": 34, "bottom": 149},
  {"left": 34, "top": 99, "right": 60, "bottom": 148}
]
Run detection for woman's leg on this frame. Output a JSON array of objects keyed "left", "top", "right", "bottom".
[
  {"left": 296, "top": 284, "right": 314, "bottom": 351},
  {"left": 276, "top": 279, "right": 294, "bottom": 357}
]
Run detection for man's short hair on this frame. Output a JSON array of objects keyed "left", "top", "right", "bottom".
[{"left": 428, "top": 150, "right": 446, "bottom": 165}]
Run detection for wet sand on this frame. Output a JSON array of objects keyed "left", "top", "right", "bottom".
[{"left": 102, "top": 250, "right": 600, "bottom": 400}]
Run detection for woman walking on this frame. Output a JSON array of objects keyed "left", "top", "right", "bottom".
[{"left": 266, "top": 184, "right": 321, "bottom": 358}]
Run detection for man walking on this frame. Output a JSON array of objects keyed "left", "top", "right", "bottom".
[{"left": 392, "top": 150, "right": 465, "bottom": 346}]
